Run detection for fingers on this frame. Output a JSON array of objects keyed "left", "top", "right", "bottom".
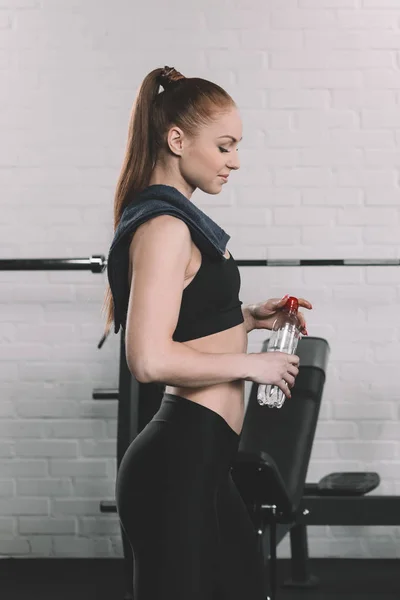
[
  {"left": 284, "top": 356, "right": 300, "bottom": 396},
  {"left": 283, "top": 373, "right": 295, "bottom": 388},
  {"left": 298, "top": 311, "right": 309, "bottom": 335},
  {"left": 298, "top": 300, "right": 312, "bottom": 334},
  {"left": 298, "top": 298, "right": 313, "bottom": 309},
  {"left": 278, "top": 379, "right": 292, "bottom": 398}
]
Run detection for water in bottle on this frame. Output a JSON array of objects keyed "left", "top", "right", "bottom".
[{"left": 257, "top": 296, "right": 302, "bottom": 408}]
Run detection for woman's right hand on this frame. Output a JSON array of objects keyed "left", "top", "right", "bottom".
[{"left": 246, "top": 352, "right": 300, "bottom": 398}]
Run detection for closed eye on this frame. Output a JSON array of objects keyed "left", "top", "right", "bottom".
[{"left": 219, "top": 146, "right": 240, "bottom": 154}]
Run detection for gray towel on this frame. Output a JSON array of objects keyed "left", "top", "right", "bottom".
[{"left": 107, "top": 184, "right": 231, "bottom": 334}]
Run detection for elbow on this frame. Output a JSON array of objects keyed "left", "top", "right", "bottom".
[
  {"left": 134, "top": 368, "right": 151, "bottom": 384},
  {"left": 126, "top": 340, "right": 173, "bottom": 384},
  {"left": 126, "top": 354, "right": 162, "bottom": 384},
  {"left": 128, "top": 359, "right": 152, "bottom": 384}
]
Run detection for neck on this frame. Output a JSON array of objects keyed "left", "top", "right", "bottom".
[{"left": 148, "top": 161, "right": 196, "bottom": 201}]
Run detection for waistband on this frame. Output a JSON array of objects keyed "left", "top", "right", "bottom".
[{"left": 152, "top": 393, "right": 240, "bottom": 465}]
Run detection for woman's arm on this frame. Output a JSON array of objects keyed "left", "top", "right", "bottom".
[{"left": 139, "top": 342, "right": 253, "bottom": 386}]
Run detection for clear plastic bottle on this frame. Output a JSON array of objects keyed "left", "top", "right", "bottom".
[{"left": 257, "top": 296, "right": 302, "bottom": 408}]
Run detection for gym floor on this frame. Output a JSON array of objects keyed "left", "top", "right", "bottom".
[{"left": 1, "top": 558, "right": 399, "bottom": 599}]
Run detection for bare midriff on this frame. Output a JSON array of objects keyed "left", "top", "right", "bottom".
[{"left": 165, "top": 243, "right": 247, "bottom": 436}]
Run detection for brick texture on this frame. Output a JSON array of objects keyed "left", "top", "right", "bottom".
[{"left": 1, "top": 0, "right": 399, "bottom": 559}]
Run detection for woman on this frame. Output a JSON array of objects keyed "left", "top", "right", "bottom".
[{"left": 103, "top": 66, "right": 311, "bottom": 600}]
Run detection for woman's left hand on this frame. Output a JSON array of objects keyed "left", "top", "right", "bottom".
[{"left": 248, "top": 295, "right": 313, "bottom": 334}]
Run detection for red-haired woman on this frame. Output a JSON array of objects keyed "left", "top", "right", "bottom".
[{"left": 104, "top": 66, "right": 310, "bottom": 599}]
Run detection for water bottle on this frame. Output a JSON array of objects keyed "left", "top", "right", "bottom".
[{"left": 257, "top": 296, "right": 302, "bottom": 408}]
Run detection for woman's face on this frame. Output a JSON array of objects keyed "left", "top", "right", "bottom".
[{"left": 169, "top": 105, "right": 243, "bottom": 195}]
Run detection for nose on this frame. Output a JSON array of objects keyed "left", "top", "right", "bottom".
[{"left": 227, "top": 150, "right": 240, "bottom": 171}]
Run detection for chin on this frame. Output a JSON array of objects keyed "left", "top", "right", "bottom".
[{"left": 197, "top": 182, "right": 222, "bottom": 195}]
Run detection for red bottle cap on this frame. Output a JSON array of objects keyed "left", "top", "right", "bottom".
[{"left": 282, "top": 296, "right": 299, "bottom": 313}]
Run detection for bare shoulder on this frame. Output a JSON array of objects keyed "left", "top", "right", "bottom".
[{"left": 128, "top": 214, "right": 192, "bottom": 276}]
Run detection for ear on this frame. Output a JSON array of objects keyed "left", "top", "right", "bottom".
[{"left": 166, "top": 126, "right": 185, "bottom": 157}]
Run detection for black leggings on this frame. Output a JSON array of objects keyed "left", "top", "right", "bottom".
[{"left": 116, "top": 393, "right": 266, "bottom": 599}]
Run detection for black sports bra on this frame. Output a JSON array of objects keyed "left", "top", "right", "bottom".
[{"left": 172, "top": 249, "right": 244, "bottom": 342}]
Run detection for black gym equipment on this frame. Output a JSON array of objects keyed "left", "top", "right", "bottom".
[
  {"left": 230, "top": 336, "right": 330, "bottom": 600},
  {"left": 0, "top": 256, "right": 105, "bottom": 272}
]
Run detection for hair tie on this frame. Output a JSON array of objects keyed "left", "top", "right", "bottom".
[{"left": 158, "top": 65, "right": 185, "bottom": 90}]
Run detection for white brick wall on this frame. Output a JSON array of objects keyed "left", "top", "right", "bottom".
[{"left": 1, "top": 0, "right": 400, "bottom": 559}]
